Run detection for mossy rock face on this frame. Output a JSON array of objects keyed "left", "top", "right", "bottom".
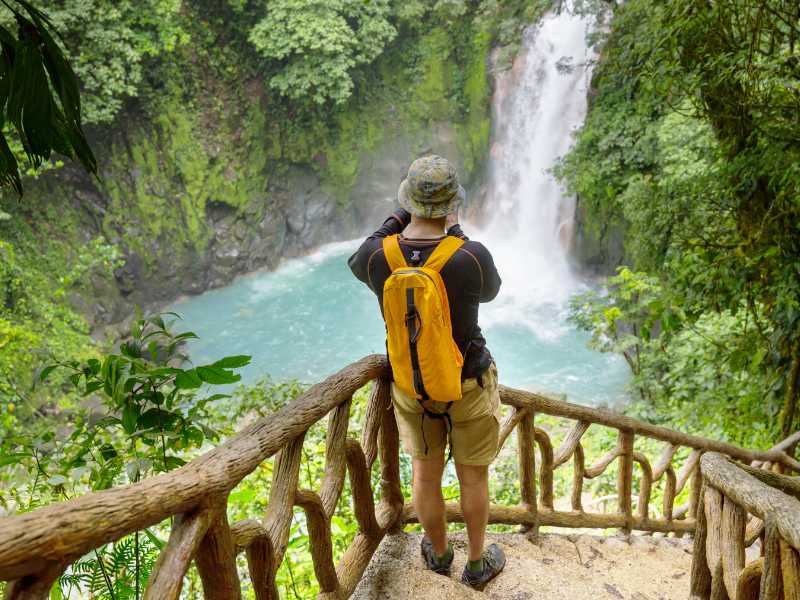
[{"left": 571, "top": 198, "right": 627, "bottom": 276}]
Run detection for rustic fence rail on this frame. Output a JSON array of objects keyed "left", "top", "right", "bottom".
[
  {"left": 1, "top": 355, "right": 799, "bottom": 600},
  {"left": 404, "top": 386, "right": 800, "bottom": 538},
  {"left": 690, "top": 453, "right": 800, "bottom": 600}
]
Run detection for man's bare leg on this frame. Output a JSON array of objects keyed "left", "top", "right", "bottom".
[
  {"left": 412, "top": 455, "right": 447, "bottom": 555},
  {"left": 455, "top": 463, "right": 489, "bottom": 561}
]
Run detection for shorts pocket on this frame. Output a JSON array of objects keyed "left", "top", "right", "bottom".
[
  {"left": 391, "top": 383, "right": 422, "bottom": 414},
  {"left": 451, "top": 372, "right": 498, "bottom": 422}
]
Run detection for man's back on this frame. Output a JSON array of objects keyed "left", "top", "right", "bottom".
[{"left": 348, "top": 210, "right": 501, "bottom": 380}]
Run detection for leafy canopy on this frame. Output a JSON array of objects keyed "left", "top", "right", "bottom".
[
  {"left": 248, "top": 0, "right": 397, "bottom": 105},
  {"left": 37, "top": 0, "right": 187, "bottom": 125},
  {"left": 0, "top": 0, "right": 186, "bottom": 193}
]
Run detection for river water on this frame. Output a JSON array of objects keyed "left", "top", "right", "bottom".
[{"left": 170, "top": 9, "right": 629, "bottom": 407}]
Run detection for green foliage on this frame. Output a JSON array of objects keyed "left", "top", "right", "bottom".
[
  {"left": 0, "top": 0, "right": 97, "bottom": 194},
  {"left": 570, "top": 269, "right": 779, "bottom": 449},
  {"left": 18, "top": 0, "right": 188, "bottom": 125},
  {"left": 1, "top": 313, "right": 249, "bottom": 598},
  {"left": 249, "top": 0, "right": 397, "bottom": 105},
  {"left": 58, "top": 532, "right": 162, "bottom": 600},
  {"left": 2, "top": 314, "right": 249, "bottom": 500},
  {"left": 649, "top": 0, "right": 800, "bottom": 439},
  {"left": 560, "top": 0, "right": 800, "bottom": 444},
  {"left": 452, "top": 27, "right": 492, "bottom": 178},
  {"left": 0, "top": 0, "right": 186, "bottom": 193},
  {"left": 569, "top": 268, "right": 676, "bottom": 378},
  {"left": 0, "top": 212, "right": 121, "bottom": 445}
]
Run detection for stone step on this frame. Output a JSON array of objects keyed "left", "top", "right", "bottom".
[{"left": 352, "top": 531, "right": 694, "bottom": 600}]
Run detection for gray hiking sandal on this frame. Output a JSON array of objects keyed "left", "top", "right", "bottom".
[
  {"left": 461, "top": 543, "right": 506, "bottom": 591},
  {"left": 421, "top": 537, "right": 454, "bottom": 576}
]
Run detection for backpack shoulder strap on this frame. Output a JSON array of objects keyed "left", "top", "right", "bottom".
[
  {"left": 382, "top": 234, "right": 408, "bottom": 271},
  {"left": 423, "top": 236, "right": 465, "bottom": 273}
]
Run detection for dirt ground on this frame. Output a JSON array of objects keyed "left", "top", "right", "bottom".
[{"left": 351, "top": 531, "right": 694, "bottom": 600}]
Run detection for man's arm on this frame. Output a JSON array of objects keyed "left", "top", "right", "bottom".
[
  {"left": 347, "top": 208, "right": 411, "bottom": 287},
  {"left": 473, "top": 243, "right": 501, "bottom": 302},
  {"left": 445, "top": 209, "right": 467, "bottom": 240}
]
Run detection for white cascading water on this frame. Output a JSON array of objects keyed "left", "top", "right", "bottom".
[{"left": 480, "top": 8, "right": 594, "bottom": 340}]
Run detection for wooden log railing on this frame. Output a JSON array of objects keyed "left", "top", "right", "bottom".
[
  {"left": 0, "top": 355, "right": 395, "bottom": 600},
  {"left": 690, "top": 453, "right": 800, "bottom": 600},
  {"left": 1, "top": 354, "right": 799, "bottom": 600},
  {"left": 406, "top": 386, "right": 800, "bottom": 537}
]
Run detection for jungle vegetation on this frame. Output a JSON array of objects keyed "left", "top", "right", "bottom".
[
  {"left": 1, "top": 0, "right": 799, "bottom": 597},
  {"left": 562, "top": 0, "right": 800, "bottom": 448}
]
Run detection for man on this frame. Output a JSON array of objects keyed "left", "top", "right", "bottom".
[{"left": 348, "top": 155, "right": 506, "bottom": 590}]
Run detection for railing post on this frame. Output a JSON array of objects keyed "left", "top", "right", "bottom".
[
  {"left": 362, "top": 379, "right": 391, "bottom": 469},
  {"left": 145, "top": 507, "right": 214, "bottom": 600},
  {"left": 2, "top": 560, "right": 67, "bottom": 600},
  {"left": 690, "top": 457, "right": 704, "bottom": 519},
  {"left": 332, "top": 377, "right": 400, "bottom": 600},
  {"left": 720, "top": 496, "right": 746, "bottom": 598},
  {"left": 518, "top": 409, "right": 538, "bottom": 540},
  {"left": 378, "top": 378, "right": 403, "bottom": 531},
  {"left": 320, "top": 398, "right": 352, "bottom": 517},
  {"left": 690, "top": 480, "right": 711, "bottom": 599},
  {"left": 780, "top": 538, "right": 800, "bottom": 598},
  {"left": 534, "top": 428, "right": 555, "bottom": 511},
  {"left": 195, "top": 498, "right": 242, "bottom": 600},
  {"left": 257, "top": 436, "right": 304, "bottom": 600},
  {"left": 704, "top": 486, "right": 727, "bottom": 599},
  {"left": 760, "top": 521, "right": 783, "bottom": 599},
  {"left": 617, "top": 430, "right": 634, "bottom": 534},
  {"left": 572, "top": 444, "right": 585, "bottom": 512}
]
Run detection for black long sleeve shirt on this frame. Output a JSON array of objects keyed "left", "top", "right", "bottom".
[{"left": 348, "top": 209, "right": 502, "bottom": 379}]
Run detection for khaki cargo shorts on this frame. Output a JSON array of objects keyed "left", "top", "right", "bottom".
[{"left": 391, "top": 363, "right": 502, "bottom": 466}]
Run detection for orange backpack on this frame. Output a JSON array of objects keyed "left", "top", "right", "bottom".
[{"left": 382, "top": 234, "right": 464, "bottom": 402}]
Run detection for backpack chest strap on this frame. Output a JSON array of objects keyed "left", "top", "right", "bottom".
[{"left": 383, "top": 234, "right": 464, "bottom": 272}]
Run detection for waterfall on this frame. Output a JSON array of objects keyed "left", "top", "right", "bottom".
[{"left": 479, "top": 8, "right": 594, "bottom": 340}]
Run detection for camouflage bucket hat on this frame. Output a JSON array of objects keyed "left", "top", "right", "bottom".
[{"left": 397, "top": 155, "right": 465, "bottom": 219}]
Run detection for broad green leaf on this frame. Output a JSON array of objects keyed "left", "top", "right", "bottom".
[
  {"left": 211, "top": 355, "right": 252, "bottom": 369},
  {"left": 99, "top": 444, "right": 118, "bottom": 461},
  {"left": 174, "top": 369, "right": 203, "bottom": 389},
  {"left": 83, "top": 381, "right": 104, "bottom": 396},
  {"left": 139, "top": 408, "right": 168, "bottom": 430},
  {"left": 38, "top": 364, "right": 59, "bottom": 381},
  {"left": 122, "top": 403, "right": 139, "bottom": 434},
  {"left": 196, "top": 366, "right": 241, "bottom": 385},
  {"left": 163, "top": 455, "right": 186, "bottom": 470},
  {"left": 0, "top": 452, "right": 30, "bottom": 467}
]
